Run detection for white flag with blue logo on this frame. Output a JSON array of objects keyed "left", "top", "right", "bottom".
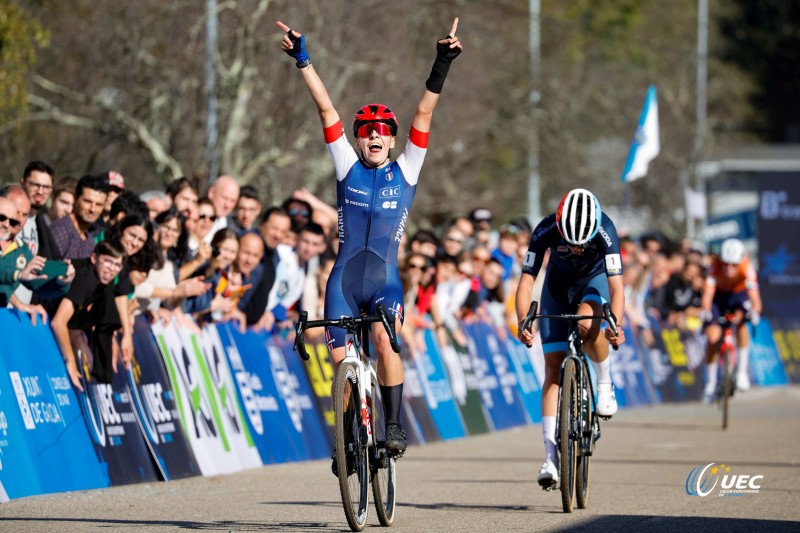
[{"left": 621, "top": 85, "right": 660, "bottom": 183}]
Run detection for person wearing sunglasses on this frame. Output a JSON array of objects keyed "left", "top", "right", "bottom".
[
  {"left": 1, "top": 187, "right": 76, "bottom": 321},
  {"left": 515, "top": 188, "right": 626, "bottom": 490},
  {"left": 277, "top": 17, "right": 462, "bottom": 463}
]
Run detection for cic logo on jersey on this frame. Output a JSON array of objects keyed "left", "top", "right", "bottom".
[{"left": 685, "top": 462, "right": 764, "bottom": 497}]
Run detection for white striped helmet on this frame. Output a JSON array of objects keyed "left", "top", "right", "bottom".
[
  {"left": 556, "top": 188, "right": 602, "bottom": 246},
  {"left": 720, "top": 238, "right": 746, "bottom": 264}
]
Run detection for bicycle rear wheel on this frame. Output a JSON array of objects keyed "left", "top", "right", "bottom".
[
  {"left": 559, "top": 358, "right": 578, "bottom": 513},
  {"left": 370, "top": 376, "right": 397, "bottom": 527},
  {"left": 335, "top": 361, "right": 369, "bottom": 531}
]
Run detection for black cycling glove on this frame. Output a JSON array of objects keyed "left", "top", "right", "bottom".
[{"left": 425, "top": 36, "right": 462, "bottom": 94}]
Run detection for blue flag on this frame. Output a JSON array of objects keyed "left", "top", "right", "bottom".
[{"left": 621, "top": 85, "right": 660, "bottom": 183}]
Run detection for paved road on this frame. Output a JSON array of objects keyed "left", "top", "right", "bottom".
[{"left": 3, "top": 386, "right": 799, "bottom": 532}]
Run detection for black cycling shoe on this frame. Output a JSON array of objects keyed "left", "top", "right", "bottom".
[{"left": 385, "top": 423, "right": 407, "bottom": 458}]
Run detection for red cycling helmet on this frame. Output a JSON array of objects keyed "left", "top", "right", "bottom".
[{"left": 352, "top": 103, "right": 399, "bottom": 138}]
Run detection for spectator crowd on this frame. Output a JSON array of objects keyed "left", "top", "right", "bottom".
[{"left": 1, "top": 160, "right": 714, "bottom": 389}]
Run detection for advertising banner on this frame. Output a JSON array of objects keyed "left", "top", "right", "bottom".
[
  {"left": 193, "top": 324, "right": 262, "bottom": 469},
  {"left": 608, "top": 324, "right": 658, "bottom": 407},
  {"left": 414, "top": 330, "right": 466, "bottom": 440},
  {"left": 656, "top": 323, "right": 704, "bottom": 402},
  {"left": 72, "top": 331, "right": 161, "bottom": 486},
  {"left": 462, "top": 321, "right": 528, "bottom": 430},
  {"left": 401, "top": 350, "right": 442, "bottom": 444},
  {"left": 272, "top": 335, "right": 332, "bottom": 458},
  {"left": 443, "top": 334, "right": 491, "bottom": 435},
  {"left": 771, "top": 319, "right": 800, "bottom": 383},
  {"left": 219, "top": 326, "right": 330, "bottom": 463},
  {"left": 748, "top": 319, "right": 788, "bottom": 386},
  {"left": 0, "top": 312, "right": 110, "bottom": 499},
  {"left": 152, "top": 319, "right": 241, "bottom": 476},
  {"left": 301, "top": 338, "right": 335, "bottom": 431},
  {"left": 130, "top": 317, "right": 199, "bottom": 480},
  {"left": 505, "top": 340, "right": 543, "bottom": 424},
  {"left": 757, "top": 172, "right": 800, "bottom": 318}
]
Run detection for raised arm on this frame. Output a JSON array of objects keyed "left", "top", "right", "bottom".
[
  {"left": 413, "top": 17, "right": 463, "bottom": 134},
  {"left": 276, "top": 21, "right": 340, "bottom": 129}
]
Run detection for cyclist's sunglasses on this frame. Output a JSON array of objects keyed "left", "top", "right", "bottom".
[
  {"left": 355, "top": 121, "right": 395, "bottom": 138},
  {"left": 0, "top": 214, "right": 20, "bottom": 227}
]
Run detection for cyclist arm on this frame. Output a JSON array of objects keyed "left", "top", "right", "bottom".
[
  {"left": 747, "top": 287, "right": 762, "bottom": 316},
  {"left": 412, "top": 18, "right": 462, "bottom": 134},
  {"left": 515, "top": 272, "right": 536, "bottom": 346},
  {"left": 700, "top": 277, "right": 716, "bottom": 317},
  {"left": 276, "top": 21, "right": 340, "bottom": 130},
  {"left": 606, "top": 273, "right": 626, "bottom": 341}
]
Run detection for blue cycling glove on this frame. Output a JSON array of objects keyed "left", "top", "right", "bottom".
[{"left": 284, "top": 30, "right": 311, "bottom": 68}]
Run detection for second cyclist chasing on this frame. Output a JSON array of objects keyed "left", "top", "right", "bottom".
[{"left": 516, "top": 188, "right": 626, "bottom": 489}]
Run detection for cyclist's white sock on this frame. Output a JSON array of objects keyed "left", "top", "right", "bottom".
[
  {"left": 591, "top": 357, "right": 612, "bottom": 385},
  {"left": 542, "top": 416, "right": 557, "bottom": 462},
  {"left": 706, "top": 360, "right": 719, "bottom": 387},
  {"left": 737, "top": 347, "right": 749, "bottom": 376}
]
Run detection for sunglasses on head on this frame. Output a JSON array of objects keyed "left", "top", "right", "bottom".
[
  {"left": 198, "top": 213, "right": 217, "bottom": 221},
  {"left": 355, "top": 121, "right": 395, "bottom": 138},
  {"left": 0, "top": 214, "right": 20, "bottom": 227}
]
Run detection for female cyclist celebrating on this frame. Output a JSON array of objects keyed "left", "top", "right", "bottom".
[{"left": 277, "top": 18, "right": 462, "bottom": 462}]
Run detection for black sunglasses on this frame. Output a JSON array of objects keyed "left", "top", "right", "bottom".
[
  {"left": 198, "top": 213, "right": 217, "bottom": 221},
  {"left": 0, "top": 214, "right": 20, "bottom": 227}
]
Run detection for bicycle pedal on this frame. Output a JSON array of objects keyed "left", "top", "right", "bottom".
[{"left": 596, "top": 414, "right": 612, "bottom": 421}]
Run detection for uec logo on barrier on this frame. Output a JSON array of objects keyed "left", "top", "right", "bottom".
[{"left": 686, "top": 463, "right": 763, "bottom": 497}]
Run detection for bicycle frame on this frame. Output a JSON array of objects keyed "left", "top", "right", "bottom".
[
  {"left": 715, "top": 312, "right": 740, "bottom": 430},
  {"left": 294, "top": 305, "right": 401, "bottom": 531},
  {"left": 294, "top": 305, "right": 400, "bottom": 449}
]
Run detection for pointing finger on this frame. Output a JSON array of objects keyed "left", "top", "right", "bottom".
[
  {"left": 276, "top": 20, "right": 290, "bottom": 33},
  {"left": 449, "top": 17, "right": 459, "bottom": 38}
]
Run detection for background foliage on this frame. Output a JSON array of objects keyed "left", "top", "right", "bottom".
[{"left": 0, "top": 0, "right": 797, "bottom": 236}]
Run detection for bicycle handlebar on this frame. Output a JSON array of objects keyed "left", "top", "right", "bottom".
[
  {"left": 293, "top": 304, "right": 401, "bottom": 361},
  {"left": 521, "top": 301, "right": 620, "bottom": 350}
]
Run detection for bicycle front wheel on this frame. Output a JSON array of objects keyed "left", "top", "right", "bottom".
[
  {"left": 721, "top": 351, "right": 733, "bottom": 430},
  {"left": 335, "top": 361, "right": 369, "bottom": 531},
  {"left": 575, "top": 398, "right": 591, "bottom": 509},
  {"left": 370, "top": 377, "right": 397, "bottom": 527},
  {"left": 559, "top": 358, "right": 578, "bottom": 513}
]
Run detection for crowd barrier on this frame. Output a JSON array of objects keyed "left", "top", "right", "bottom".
[{"left": 0, "top": 308, "right": 795, "bottom": 501}]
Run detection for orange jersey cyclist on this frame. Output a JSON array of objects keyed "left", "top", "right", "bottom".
[{"left": 701, "top": 238, "right": 763, "bottom": 400}]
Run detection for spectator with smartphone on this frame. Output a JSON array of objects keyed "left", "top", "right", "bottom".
[{"left": 0, "top": 188, "right": 75, "bottom": 323}]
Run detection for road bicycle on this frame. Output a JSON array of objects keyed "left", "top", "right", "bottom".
[
  {"left": 521, "top": 301, "right": 618, "bottom": 513},
  {"left": 713, "top": 312, "right": 746, "bottom": 430},
  {"left": 294, "top": 304, "right": 400, "bottom": 531}
]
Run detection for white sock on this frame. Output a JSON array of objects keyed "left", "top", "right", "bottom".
[
  {"left": 738, "top": 347, "right": 749, "bottom": 377},
  {"left": 542, "top": 416, "right": 557, "bottom": 463},
  {"left": 706, "top": 361, "right": 719, "bottom": 387},
  {"left": 591, "top": 357, "right": 612, "bottom": 385}
]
